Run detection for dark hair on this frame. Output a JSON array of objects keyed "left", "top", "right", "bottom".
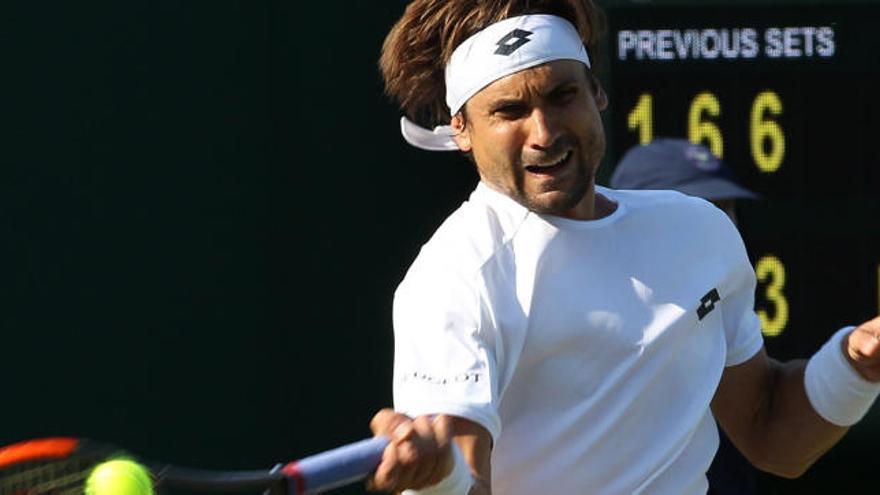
[{"left": 379, "top": 0, "right": 606, "bottom": 128}]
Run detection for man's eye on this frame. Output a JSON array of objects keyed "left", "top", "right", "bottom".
[
  {"left": 552, "top": 88, "right": 578, "bottom": 103},
  {"left": 494, "top": 104, "right": 527, "bottom": 118}
]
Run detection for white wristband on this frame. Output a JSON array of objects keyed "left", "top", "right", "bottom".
[
  {"left": 402, "top": 441, "right": 474, "bottom": 495},
  {"left": 804, "top": 326, "right": 880, "bottom": 426}
]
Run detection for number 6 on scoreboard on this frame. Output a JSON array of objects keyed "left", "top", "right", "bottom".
[
  {"left": 688, "top": 92, "right": 724, "bottom": 159},
  {"left": 750, "top": 91, "right": 785, "bottom": 173}
]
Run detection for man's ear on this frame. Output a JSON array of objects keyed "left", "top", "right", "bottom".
[
  {"left": 594, "top": 82, "right": 608, "bottom": 112},
  {"left": 451, "top": 113, "right": 472, "bottom": 152}
]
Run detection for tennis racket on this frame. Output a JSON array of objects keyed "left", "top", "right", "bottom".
[{"left": 0, "top": 436, "right": 388, "bottom": 494}]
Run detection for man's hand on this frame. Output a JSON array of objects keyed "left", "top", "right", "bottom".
[
  {"left": 844, "top": 316, "right": 880, "bottom": 382},
  {"left": 368, "top": 409, "right": 454, "bottom": 492}
]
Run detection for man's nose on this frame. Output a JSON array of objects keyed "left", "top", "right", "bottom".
[{"left": 525, "top": 107, "right": 560, "bottom": 150}]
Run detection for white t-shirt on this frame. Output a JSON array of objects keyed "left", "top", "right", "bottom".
[{"left": 392, "top": 183, "right": 764, "bottom": 494}]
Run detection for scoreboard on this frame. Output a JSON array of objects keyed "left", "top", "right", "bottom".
[{"left": 606, "top": 4, "right": 880, "bottom": 362}]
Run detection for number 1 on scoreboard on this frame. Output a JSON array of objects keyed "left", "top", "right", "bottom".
[{"left": 627, "top": 93, "right": 653, "bottom": 145}]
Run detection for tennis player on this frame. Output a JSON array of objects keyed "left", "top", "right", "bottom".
[{"left": 368, "top": 1, "right": 880, "bottom": 494}]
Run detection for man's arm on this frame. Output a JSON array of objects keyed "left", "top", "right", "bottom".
[
  {"left": 712, "top": 316, "right": 880, "bottom": 478},
  {"left": 369, "top": 409, "right": 492, "bottom": 494}
]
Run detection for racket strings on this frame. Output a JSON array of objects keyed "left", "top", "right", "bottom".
[{"left": 0, "top": 457, "right": 93, "bottom": 494}]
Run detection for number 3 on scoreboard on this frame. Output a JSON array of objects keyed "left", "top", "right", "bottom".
[{"left": 756, "top": 254, "right": 789, "bottom": 337}]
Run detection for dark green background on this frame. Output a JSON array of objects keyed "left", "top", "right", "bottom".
[{"left": 2, "top": 1, "right": 876, "bottom": 493}]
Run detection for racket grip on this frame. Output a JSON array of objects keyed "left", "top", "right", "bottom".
[{"left": 281, "top": 436, "right": 389, "bottom": 494}]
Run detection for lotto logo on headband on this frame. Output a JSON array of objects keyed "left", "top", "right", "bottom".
[
  {"left": 444, "top": 15, "right": 591, "bottom": 114},
  {"left": 495, "top": 29, "right": 533, "bottom": 55}
]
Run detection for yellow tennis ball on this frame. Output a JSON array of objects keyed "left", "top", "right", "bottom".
[{"left": 85, "top": 458, "right": 155, "bottom": 495}]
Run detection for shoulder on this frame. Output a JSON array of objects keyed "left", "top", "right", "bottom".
[
  {"left": 605, "top": 186, "right": 735, "bottom": 234},
  {"left": 605, "top": 186, "right": 715, "bottom": 214},
  {"left": 403, "top": 185, "right": 528, "bottom": 285},
  {"left": 395, "top": 185, "right": 530, "bottom": 309},
  {"left": 605, "top": 187, "right": 749, "bottom": 276}
]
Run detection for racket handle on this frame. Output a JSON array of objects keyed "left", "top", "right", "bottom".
[{"left": 281, "top": 436, "right": 389, "bottom": 494}]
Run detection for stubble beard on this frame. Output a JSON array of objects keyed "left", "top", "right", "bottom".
[
  {"left": 522, "top": 169, "right": 592, "bottom": 216},
  {"left": 513, "top": 151, "right": 595, "bottom": 216}
]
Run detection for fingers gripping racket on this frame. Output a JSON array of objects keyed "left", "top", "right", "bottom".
[{"left": 0, "top": 436, "right": 388, "bottom": 494}]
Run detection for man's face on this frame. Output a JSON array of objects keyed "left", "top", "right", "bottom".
[{"left": 452, "top": 59, "right": 608, "bottom": 219}]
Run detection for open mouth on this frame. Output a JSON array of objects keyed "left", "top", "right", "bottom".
[{"left": 525, "top": 150, "right": 572, "bottom": 175}]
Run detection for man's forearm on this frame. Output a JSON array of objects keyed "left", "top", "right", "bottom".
[
  {"left": 744, "top": 358, "right": 848, "bottom": 477},
  {"left": 712, "top": 352, "right": 846, "bottom": 478},
  {"left": 715, "top": 320, "right": 880, "bottom": 478},
  {"left": 453, "top": 418, "right": 492, "bottom": 495}
]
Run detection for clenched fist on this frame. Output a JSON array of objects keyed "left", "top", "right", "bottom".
[{"left": 368, "top": 409, "right": 455, "bottom": 492}]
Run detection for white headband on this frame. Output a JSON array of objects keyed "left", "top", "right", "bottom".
[{"left": 400, "top": 14, "right": 592, "bottom": 151}]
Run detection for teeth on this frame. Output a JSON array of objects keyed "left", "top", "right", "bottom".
[{"left": 532, "top": 151, "right": 570, "bottom": 168}]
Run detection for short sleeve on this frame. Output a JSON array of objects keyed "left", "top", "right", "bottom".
[
  {"left": 718, "top": 217, "right": 764, "bottom": 366},
  {"left": 392, "top": 258, "right": 502, "bottom": 440}
]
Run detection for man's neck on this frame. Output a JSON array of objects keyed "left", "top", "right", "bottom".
[{"left": 562, "top": 185, "right": 617, "bottom": 221}]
